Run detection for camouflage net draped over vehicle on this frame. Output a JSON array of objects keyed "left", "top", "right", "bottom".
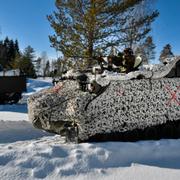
[
  {"left": 28, "top": 77, "right": 180, "bottom": 142},
  {"left": 28, "top": 57, "right": 180, "bottom": 142}
]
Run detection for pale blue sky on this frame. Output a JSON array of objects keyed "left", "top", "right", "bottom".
[
  {"left": 0, "top": 0, "right": 180, "bottom": 62},
  {"left": 151, "top": 0, "right": 180, "bottom": 62},
  {"left": 0, "top": 0, "right": 56, "bottom": 58}
]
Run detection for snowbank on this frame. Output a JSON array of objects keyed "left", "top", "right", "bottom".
[{"left": 1, "top": 136, "right": 180, "bottom": 180}]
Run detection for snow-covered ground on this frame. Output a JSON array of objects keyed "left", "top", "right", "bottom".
[{"left": 0, "top": 78, "right": 180, "bottom": 180}]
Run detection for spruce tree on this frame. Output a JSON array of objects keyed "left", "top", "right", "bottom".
[
  {"left": 159, "top": 44, "right": 174, "bottom": 64},
  {"left": 3, "top": 37, "right": 10, "bottom": 68},
  {"left": 7, "top": 40, "right": 16, "bottom": 67},
  {"left": 0, "top": 37, "right": 21, "bottom": 69},
  {"left": 18, "top": 46, "right": 36, "bottom": 77},
  {"left": 24, "top": 45, "right": 35, "bottom": 60},
  {"left": 48, "top": 0, "right": 157, "bottom": 65},
  {"left": 0, "top": 40, "right": 6, "bottom": 67},
  {"left": 14, "top": 39, "right": 20, "bottom": 55},
  {"left": 12, "top": 53, "right": 22, "bottom": 69}
]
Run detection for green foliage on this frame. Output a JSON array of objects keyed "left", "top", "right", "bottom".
[
  {"left": 24, "top": 45, "right": 35, "bottom": 60},
  {"left": 0, "top": 37, "right": 20, "bottom": 69},
  {"left": 22, "top": 46, "right": 36, "bottom": 78},
  {"left": 13, "top": 46, "right": 36, "bottom": 78},
  {"left": 48, "top": 0, "right": 158, "bottom": 65},
  {"left": 48, "top": 0, "right": 158, "bottom": 68},
  {"left": 0, "top": 37, "right": 38, "bottom": 78},
  {"left": 20, "top": 57, "right": 36, "bottom": 78}
]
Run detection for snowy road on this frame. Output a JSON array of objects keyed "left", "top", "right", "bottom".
[{"left": 0, "top": 78, "right": 180, "bottom": 180}]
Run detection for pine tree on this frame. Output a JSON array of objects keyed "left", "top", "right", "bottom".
[
  {"left": 159, "top": 44, "right": 174, "bottom": 64},
  {"left": 47, "top": 0, "right": 157, "bottom": 66}
]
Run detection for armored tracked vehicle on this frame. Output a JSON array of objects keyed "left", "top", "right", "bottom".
[{"left": 28, "top": 56, "right": 180, "bottom": 143}]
